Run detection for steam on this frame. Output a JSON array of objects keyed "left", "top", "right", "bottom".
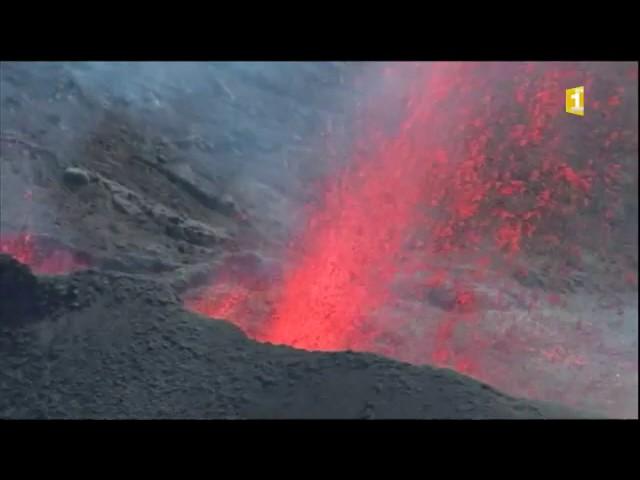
[{"left": 1, "top": 61, "right": 638, "bottom": 417}]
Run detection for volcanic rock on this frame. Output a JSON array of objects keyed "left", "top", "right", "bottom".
[
  {"left": 62, "top": 167, "right": 91, "bottom": 188},
  {"left": 112, "top": 192, "right": 143, "bottom": 216},
  {"left": 0, "top": 261, "right": 595, "bottom": 419},
  {"left": 169, "top": 218, "right": 229, "bottom": 247},
  {"left": 0, "top": 253, "right": 42, "bottom": 323}
]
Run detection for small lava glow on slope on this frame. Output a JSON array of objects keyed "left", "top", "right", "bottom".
[
  {"left": 1, "top": 186, "right": 90, "bottom": 274},
  {"left": 0, "top": 233, "right": 90, "bottom": 275},
  {"left": 189, "top": 62, "right": 638, "bottom": 416}
]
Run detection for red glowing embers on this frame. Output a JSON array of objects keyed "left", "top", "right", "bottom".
[
  {"left": 0, "top": 233, "right": 90, "bottom": 275},
  {"left": 185, "top": 62, "right": 637, "bottom": 416}
]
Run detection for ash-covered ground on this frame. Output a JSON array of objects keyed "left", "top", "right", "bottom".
[
  {"left": 1, "top": 61, "right": 637, "bottom": 418},
  {"left": 1, "top": 253, "right": 588, "bottom": 418}
]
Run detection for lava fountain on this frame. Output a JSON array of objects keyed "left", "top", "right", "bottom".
[{"left": 186, "top": 62, "right": 638, "bottom": 416}]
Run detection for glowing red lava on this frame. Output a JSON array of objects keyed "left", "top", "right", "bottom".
[
  {"left": 0, "top": 232, "right": 90, "bottom": 275},
  {"left": 186, "top": 62, "right": 638, "bottom": 415}
]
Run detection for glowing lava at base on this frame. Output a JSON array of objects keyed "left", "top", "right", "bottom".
[{"left": 0, "top": 233, "right": 90, "bottom": 275}]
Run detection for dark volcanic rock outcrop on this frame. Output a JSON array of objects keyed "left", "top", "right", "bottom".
[
  {"left": 0, "top": 258, "right": 590, "bottom": 419},
  {"left": 0, "top": 254, "right": 43, "bottom": 323}
]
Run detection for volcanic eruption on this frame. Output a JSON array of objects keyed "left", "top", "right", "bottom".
[{"left": 186, "top": 62, "right": 638, "bottom": 416}]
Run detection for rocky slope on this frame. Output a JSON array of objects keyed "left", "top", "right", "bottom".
[{"left": 0, "top": 254, "right": 589, "bottom": 419}]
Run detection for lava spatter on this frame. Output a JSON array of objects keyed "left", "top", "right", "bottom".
[
  {"left": 187, "top": 62, "right": 637, "bottom": 416},
  {"left": 0, "top": 233, "right": 90, "bottom": 275}
]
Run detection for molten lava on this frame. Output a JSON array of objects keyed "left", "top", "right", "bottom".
[
  {"left": 0, "top": 233, "right": 90, "bottom": 275},
  {"left": 186, "top": 62, "right": 638, "bottom": 416}
]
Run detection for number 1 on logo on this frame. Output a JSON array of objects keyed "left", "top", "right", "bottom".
[{"left": 566, "top": 86, "right": 585, "bottom": 116}]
